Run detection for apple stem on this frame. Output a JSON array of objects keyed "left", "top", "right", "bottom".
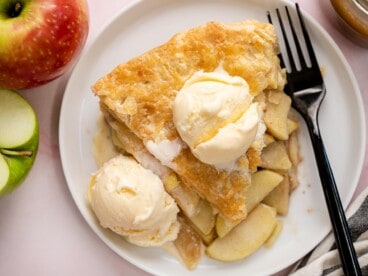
[
  {"left": 0, "top": 148, "right": 33, "bottom": 157},
  {"left": 8, "top": 2, "right": 23, "bottom": 18}
]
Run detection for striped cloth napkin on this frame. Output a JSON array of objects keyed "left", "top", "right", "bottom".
[{"left": 290, "top": 186, "right": 368, "bottom": 275}]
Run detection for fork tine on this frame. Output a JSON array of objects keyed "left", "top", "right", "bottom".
[
  {"left": 276, "top": 8, "right": 297, "bottom": 72},
  {"left": 266, "top": 11, "right": 272, "bottom": 23},
  {"left": 285, "top": 6, "right": 307, "bottom": 69},
  {"left": 267, "top": 11, "right": 286, "bottom": 69},
  {"left": 295, "top": 3, "right": 319, "bottom": 68}
]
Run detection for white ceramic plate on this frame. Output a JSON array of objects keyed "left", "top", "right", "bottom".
[{"left": 59, "top": 0, "right": 366, "bottom": 275}]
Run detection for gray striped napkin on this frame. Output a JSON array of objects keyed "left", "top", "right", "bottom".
[{"left": 290, "top": 186, "right": 368, "bottom": 275}]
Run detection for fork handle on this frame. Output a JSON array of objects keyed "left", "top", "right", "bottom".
[{"left": 306, "top": 117, "right": 361, "bottom": 276}]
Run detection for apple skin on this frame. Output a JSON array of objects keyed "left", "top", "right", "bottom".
[{"left": 0, "top": 0, "right": 89, "bottom": 90}]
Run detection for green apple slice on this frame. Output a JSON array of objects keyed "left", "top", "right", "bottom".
[
  {"left": 0, "top": 89, "right": 36, "bottom": 147},
  {"left": 0, "top": 154, "right": 10, "bottom": 191},
  {"left": 0, "top": 89, "right": 39, "bottom": 196}
]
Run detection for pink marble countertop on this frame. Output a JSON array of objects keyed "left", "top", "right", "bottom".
[{"left": 1, "top": 0, "right": 367, "bottom": 275}]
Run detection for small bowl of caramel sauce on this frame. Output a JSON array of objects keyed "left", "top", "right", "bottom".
[{"left": 330, "top": 0, "right": 368, "bottom": 47}]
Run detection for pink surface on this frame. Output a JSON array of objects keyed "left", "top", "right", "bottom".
[{"left": 0, "top": 0, "right": 367, "bottom": 275}]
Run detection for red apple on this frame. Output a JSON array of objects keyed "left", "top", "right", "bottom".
[{"left": 0, "top": 0, "right": 89, "bottom": 90}]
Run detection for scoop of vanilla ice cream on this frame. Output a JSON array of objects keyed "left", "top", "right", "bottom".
[
  {"left": 193, "top": 103, "right": 260, "bottom": 165},
  {"left": 173, "top": 70, "right": 262, "bottom": 166},
  {"left": 89, "top": 155, "right": 180, "bottom": 247}
]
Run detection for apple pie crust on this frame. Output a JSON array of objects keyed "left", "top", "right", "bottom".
[{"left": 92, "top": 20, "right": 286, "bottom": 222}]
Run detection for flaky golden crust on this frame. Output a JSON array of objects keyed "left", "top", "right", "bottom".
[{"left": 92, "top": 20, "right": 284, "bottom": 222}]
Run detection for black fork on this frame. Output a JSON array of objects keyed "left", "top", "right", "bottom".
[{"left": 267, "top": 4, "right": 361, "bottom": 275}]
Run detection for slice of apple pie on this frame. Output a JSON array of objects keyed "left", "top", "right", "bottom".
[{"left": 92, "top": 20, "right": 285, "bottom": 223}]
